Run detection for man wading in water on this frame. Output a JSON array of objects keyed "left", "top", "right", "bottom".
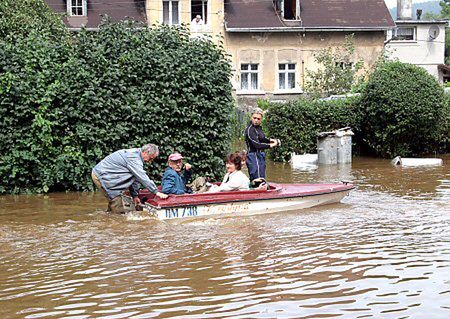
[
  {"left": 244, "top": 108, "right": 280, "bottom": 184},
  {"left": 91, "top": 144, "right": 168, "bottom": 213}
]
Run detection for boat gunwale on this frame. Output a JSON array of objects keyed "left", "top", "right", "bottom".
[{"left": 141, "top": 183, "right": 355, "bottom": 210}]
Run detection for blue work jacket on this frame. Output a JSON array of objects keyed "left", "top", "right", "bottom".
[{"left": 161, "top": 167, "right": 192, "bottom": 195}]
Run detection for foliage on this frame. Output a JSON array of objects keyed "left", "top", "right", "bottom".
[
  {"left": 359, "top": 61, "right": 448, "bottom": 157},
  {"left": 230, "top": 108, "right": 249, "bottom": 142},
  {"left": 265, "top": 61, "right": 449, "bottom": 162},
  {"left": 304, "top": 34, "right": 364, "bottom": 97},
  {"left": 257, "top": 99, "right": 271, "bottom": 111},
  {"left": 0, "top": 7, "right": 233, "bottom": 194},
  {"left": 443, "top": 0, "right": 450, "bottom": 65},
  {"left": 0, "top": 0, "right": 68, "bottom": 40},
  {"left": 265, "top": 97, "right": 361, "bottom": 162},
  {"left": 446, "top": 91, "right": 450, "bottom": 151}
]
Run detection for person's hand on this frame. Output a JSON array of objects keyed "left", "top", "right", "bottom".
[
  {"left": 184, "top": 163, "right": 192, "bottom": 170},
  {"left": 133, "top": 197, "right": 143, "bottom": 210},
  {"left": 257, "top": 184, "right": 268, "bottom": 191},
  {"left": 156, "top": 192, "right": 168, "bottom": 199},
  {"left": 270, "top": 139, "right": 281, "bottom": 148}
]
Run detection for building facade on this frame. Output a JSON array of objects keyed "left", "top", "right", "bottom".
[
  {"left": 385, "top": 20, "right": 448, "bottom": 82},
  {"left": 385, "top": 0, "right": 448, "bottom": 83},
  {"left": 46, "top": 0, "right": 147, "bottom": 29},
  {"left": 223, "top": 0, "right": 394, "bottom": 105},
  {"left": 45, "top": 0, "right": 395, "bottom": 105}
]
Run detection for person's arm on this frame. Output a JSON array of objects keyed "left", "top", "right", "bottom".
[
  {"left": 181, "top": 167, "right": 192, "bottom": 185},
  {"left": 127, "top": 159, "right": 158, "bottom": 194},
  {"left": 129, "top": 181, "right": 142, "bottom": 207},
  {"left": 258, "top": 128, "right": 271, "bottom": 144},
  {"left": 162, "top": 172, "right": 185, "bottom": 195},
  {"left": 245, "top": 126, "right": 271, "bottom": 150},
  {"left": 256, "top": 127, "right": 280, "bottom": 148},
  {"left": 129, "top": 179, "right": 140, "bottom": 198}
]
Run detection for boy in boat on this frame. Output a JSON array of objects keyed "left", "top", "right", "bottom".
[
  {"left": 161, "top": 153, "right": 193, "bottom": 195},
  {"left": 244, "top": 108, "right": 280, "bottom": 184}
]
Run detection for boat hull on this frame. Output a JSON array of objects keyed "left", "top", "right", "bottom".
[{"left": 138, "top": 187, "right": 351, "bottom": 220}]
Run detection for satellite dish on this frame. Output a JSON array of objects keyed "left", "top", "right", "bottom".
[{"left": 428, "top": 25, "right": 440, "bottom": 40}]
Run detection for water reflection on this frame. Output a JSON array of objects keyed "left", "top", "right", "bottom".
[{"left": 0, "top": 156, "right": 449, "bottom": 318}]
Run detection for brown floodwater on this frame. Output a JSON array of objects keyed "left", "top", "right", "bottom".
[{"left": 0, "top": 156, "right": 449, "bottom": 319}]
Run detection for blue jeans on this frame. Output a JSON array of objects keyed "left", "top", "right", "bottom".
[{"left": 247, "top": 152, "right": 266, "bottom": 181}]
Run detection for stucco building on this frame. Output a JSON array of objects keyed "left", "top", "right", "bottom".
[
  {"left": 223, "top": 0, "right": 394, "bottom": 105},
  {"left": 46, "top": 0, "right": 147, "bottom": 30},
  {"left": 385, "top": 0, "right": 448, "bottom": 83},
  {"left": 45, "top": 0, "right": 395, "bottom": 105}
]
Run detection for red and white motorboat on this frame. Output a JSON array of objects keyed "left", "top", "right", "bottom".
[{"left": 125, "top": 182, "right": 354, "bottom": 220}]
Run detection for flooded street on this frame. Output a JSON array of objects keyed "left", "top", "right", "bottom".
[{"left": 1, "top": 156, "right": 449, "bottom": 319}]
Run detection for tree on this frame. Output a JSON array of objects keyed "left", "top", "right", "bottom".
[
  {"left": 440, "top": 0, "right": 450, "bottom": 64},
  {"left": 0, "top": 0, "right": 67, "bottom": 40},
  {"left": 304, "top": 34, "right": 363, "bottom": 98},
  {"left": 359, "top": 61, "right": 447, "bottom": 157},
  {"left": 0, "top": 1, "right": 234, "bottom": 194}
]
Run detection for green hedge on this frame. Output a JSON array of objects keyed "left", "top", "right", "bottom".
[
  {"left": 446, "top": 91, "right": 450, "bottom": 152},
  {"left": 266, "top": 97, "right": 361, "bottom": 162},
  {"left": 0, "top": 11, "right": 233, "bottom": 194},
  {"left": 0, "top": 0, "right": 68, "bottom": 40},
  {"left": 359, "top": 61, "right": 447, "bottom": 157},
  {"left": 265, "top": 62, "right": 449, "bottom": 161}
]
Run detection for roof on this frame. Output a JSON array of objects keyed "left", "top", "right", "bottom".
[
  {"left": 225, "top": 0, "right": 396, "bottom": 32},
  {"left": 45, "top": 0, "right": 146, "bottom": 29},
  {"left": 395, "top": 20, "right": 449, "bottom": 25}
]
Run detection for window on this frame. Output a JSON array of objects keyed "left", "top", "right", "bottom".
[
  {"left": 191, "top": 0, "right": 208, "bottom": 24},
  {"left": 337, "top": 62, "right": 354, "bottom": 70},
  {"left": 241, "top": 64, "right": 259, "bottom": 91},
  {"left": 274, "top": 0, "right": 299, "bottom": 20},
  {"left": 278, "top": 63, "right": 296, "bottom": 89},
  {"left": 163, "top": 0, "right": 180, "bottom": 25},
  {"left": 392, "top": 27, "right": 415, "bottom": 41},
  {"left": 68, "top": 0, "right": 86, "bottom": 16}
]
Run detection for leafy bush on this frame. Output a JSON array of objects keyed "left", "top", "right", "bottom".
[
  {"left": 445, "top": 91, "right": 450, "bottom": 152},
  {"left": 265, "top": 97, "right": 361, "bottom": 161},
  {"left": 359, "top": 61, "right": 447, "bottom": 157},
  {"left": 304, "top": 34, "right": 363, "bottom": 98},
  {"left": 0, "top": 0, "right": 67, "bottom": 40},
  {"left": 230, "top": 108, "right": 250, "bottom": 142},
  {"left": 0, "top": 9, "right": 233, "bottom": 194}
]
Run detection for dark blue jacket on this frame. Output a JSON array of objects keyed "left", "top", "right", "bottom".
[
  {"left": 244, "top": 123, "right": 271, "bottom": 153},
  {"left": 162, "top": 167, "right": 192, "bottom": 195}
]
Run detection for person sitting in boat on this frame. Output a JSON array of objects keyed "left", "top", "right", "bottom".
[
  {"left": 208, "top": 152, "right": 250, "bottom": 192},
  {"left": 161, "top": 153, "right": 192, "bottom": 195}
]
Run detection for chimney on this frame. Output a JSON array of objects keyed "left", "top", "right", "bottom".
[{"left": 397, "top": 0, "right": 413, "bottom": 20}]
